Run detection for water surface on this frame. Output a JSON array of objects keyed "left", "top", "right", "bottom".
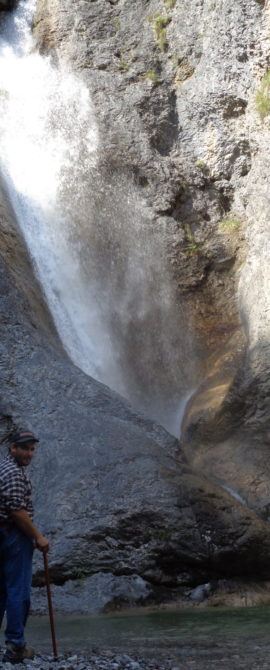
[{"left": 27, "top": 605, "right": 270, "bottom": 654}]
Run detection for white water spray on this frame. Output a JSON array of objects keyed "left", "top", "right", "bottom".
[
  {"left": 0, "top": 0, "right": 122, "bottom": 384},
  {"left": 0, "top": 0, "right": 194, "bottom": 436}
]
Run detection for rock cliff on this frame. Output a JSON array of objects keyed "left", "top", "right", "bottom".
[
  {"left": 32, "top": 0, "right": 270, "bottom": 517},
  {"left": 1, "top": 0, "right": 270, "bottom": 612},
  {"left": 3, "top": 208, "right": 270, "bottom": 613}
]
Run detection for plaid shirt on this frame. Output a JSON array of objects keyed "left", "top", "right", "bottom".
[{"left": 0, "top": 453, "right": 33, "bottom": 520}]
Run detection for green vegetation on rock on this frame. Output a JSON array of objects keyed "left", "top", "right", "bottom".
[
  {"left": 141, "top": 71, "right": 161, "bottom": 85},
  {"left": 183, "top": 223, "right": 203, "bottom": 255},
  {"left": 164, "top": 0, "right": 176, "bottom": 8},
  {"left": 119, "top": 59, "right": 129, "bottom": 71},
  {"left": 114, "top": 19, "right": 121, "bottom": 30},
  {"left": 153, "top": 16, "right": 171, "bottom": 52},
  {"left": 219, "top": 216, "right": 241, "bottom": 233},
  {"left": 184, "top": 242, "right": 203, "bottom": 256},
  {"left": 255, "top": 70, "right": 270, "bottom": 119}
]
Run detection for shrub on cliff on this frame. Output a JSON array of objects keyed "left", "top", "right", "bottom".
[{"left": 255, "top": 70, "right": 270, "bottom": 119}]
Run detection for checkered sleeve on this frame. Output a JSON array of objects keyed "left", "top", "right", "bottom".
[
  {"left": 0, "top": 455, "right": 34, "bottom": 519},
  {"left": 1, "top": 470, "right": 30, "bottom": 511}
]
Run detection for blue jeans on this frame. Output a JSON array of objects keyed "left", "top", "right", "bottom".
[{"left": 0, "top": 525, "right": 33, "bottom": 646}]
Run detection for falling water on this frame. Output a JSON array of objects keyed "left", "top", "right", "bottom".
[
  {"left": 0, "top": 0, "right": 112, "bottom": 379},
  {"left": 0, "top": 0, "right": 194, "bottom": 436}
]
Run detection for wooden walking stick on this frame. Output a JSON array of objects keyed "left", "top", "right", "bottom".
[{"left": 43, "top": 552, "right": 58, "bottom": 659}]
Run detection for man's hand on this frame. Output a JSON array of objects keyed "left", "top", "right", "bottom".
[
  {"left": 10, "top": 509, "right": 50, "bottom": 552},
  {"left": 35, "top": 534, "right": 50, "bottom": 553}
]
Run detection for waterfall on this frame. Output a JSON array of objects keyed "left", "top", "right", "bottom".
[
  {"left": 0, "top": 0, "right": 194, "bottom": 436},
  {"left": 0, "top": 0, "right": 110, "bottom": 380}
]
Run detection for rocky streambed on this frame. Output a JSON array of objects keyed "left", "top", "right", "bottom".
[{"left": 1, "top": 638, "right": 270, "bottom": 670}]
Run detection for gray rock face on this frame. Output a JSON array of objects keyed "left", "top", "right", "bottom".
[
  {"left": 32, "top": 573, "right": 152, "bottom": 614},
  {"left": 1, "top": 218, "right": 270, "bottom": 611},
  {"left": 31, "top": 0, "right": 270, "bottom": 518}
]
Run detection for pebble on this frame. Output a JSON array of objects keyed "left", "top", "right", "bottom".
[
  {"left": 0, "top": 652, "right": 174, "bottom": 670},
  {"left": 1, "top": 644, "right": 270, "bottom": 670}
]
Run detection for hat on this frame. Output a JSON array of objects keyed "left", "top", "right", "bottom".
[{"left": 11, "top": 430, "right": 39, "bottom": 444}]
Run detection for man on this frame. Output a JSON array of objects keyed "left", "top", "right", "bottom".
[{"left": 0, "top": 430, "right": 49, "bottom": 663}]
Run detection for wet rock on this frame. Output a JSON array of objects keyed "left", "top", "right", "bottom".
[
  {"left": 31, "top": 0, "right": 270, "bottom": 524},
  {"left": 187, "top": 583, "right": 212, "bottom": 604},
  {"left": 1, "top": 233, "right": 270, "bottom": 613}
]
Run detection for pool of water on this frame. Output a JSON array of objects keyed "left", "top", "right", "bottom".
[{"left": 26, "top": 605, "right": 270, "bottom": 654}]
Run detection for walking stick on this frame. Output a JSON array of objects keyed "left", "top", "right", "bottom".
[{"left": 43, "top": 552, "right": 58, "bottom": 659}]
